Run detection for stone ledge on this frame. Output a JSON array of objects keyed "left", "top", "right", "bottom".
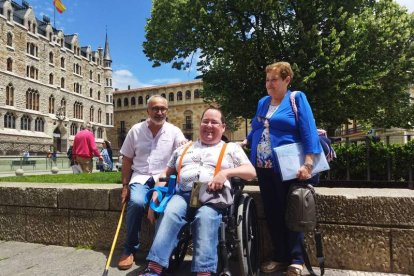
[{"left": 0, "top": 183, "right": 413, "bottom": 274}]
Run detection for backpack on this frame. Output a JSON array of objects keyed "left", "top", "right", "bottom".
[{"left": 290, "top": 91, "right": 336, "bottom": 162}]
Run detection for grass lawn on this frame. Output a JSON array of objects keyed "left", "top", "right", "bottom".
[{"left": 0, "top": 171, "right": 122, "bottom": 184}]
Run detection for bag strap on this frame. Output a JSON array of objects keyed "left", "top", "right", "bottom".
[
  {"left": 302, "top": 227, "right": 325, "bottom": 276},
  {"left": 177, "top": 142, "right": 193, "bottom": 182},
  {"left": 290, "top": 91, "right": 299, "bottom": 121},
  {"left": 214, "top": 143, "right": 227, "bottom": 176}
]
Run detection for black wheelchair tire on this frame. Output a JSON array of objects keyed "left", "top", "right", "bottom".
[
  {"left": 166, "top": 225, "right": 190, "bottom": 273},
  {"left": 236, "top": 194, "right": 260, "bottom": 276}
]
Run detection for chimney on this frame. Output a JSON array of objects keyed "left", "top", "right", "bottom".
[{"left": 128, "top": 85, "right": 130, "bottom": 90}]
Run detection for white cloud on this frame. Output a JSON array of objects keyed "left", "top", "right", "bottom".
[
  {"left": 112, "top": 69, "right": 151, "bottom": 89},
  {"left": 149, "top": 78, "right": 182, "bottom": 85}
]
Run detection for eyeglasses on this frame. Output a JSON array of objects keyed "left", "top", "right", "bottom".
[
  {"left": 151, "top": 106, "right": 168, "bottom": 113},
  {"left": 201, "top": 120, "right": 222, "bottom": 126}
]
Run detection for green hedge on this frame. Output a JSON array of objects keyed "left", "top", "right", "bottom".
[{"left": 325, "top": 140, "right": 414, "bottom": 181}]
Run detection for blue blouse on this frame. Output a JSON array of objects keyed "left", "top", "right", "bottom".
[{"left": 246, "top": 90, "right": 322, "bottom": 172}]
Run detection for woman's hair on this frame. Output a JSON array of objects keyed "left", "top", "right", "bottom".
[
  {"left": 265, "top": 61, "right": 294, "bottom": 80},
  {"left": 103, "top": 140, "right": 111, "bottom": 149}
]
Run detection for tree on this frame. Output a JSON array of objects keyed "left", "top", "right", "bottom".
[{"left": 143, "top": 0, "right": 414, "bottom": 134}]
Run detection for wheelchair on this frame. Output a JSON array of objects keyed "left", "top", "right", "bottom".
[{"left": 166, "top": 177, "right": 260, "bottom": 276}]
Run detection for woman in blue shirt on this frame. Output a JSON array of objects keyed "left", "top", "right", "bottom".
[{"left": 241, "top": 62, "right": 321, "bottom": 276}]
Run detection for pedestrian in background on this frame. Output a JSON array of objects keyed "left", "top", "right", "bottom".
[{"left": 72, "top": 122, "right": 103, "bottom": 173}]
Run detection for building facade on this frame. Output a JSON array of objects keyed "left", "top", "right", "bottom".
[
  {"left": 110, "top": 80, "right": 248, "bottom": 153},
  {"left": 0, "top": 0, "right": 113, "bottom": 155}
]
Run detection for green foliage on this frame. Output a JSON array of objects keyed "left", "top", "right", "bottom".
[
  {"left": 0, "top": 172, "right": 122, "bottom": 184},
  {"left": 327, "top": 140, "right": 414, "bottom": 181},
  {"left": 144, "top": 0, "right": 414, "bottom": 134}
]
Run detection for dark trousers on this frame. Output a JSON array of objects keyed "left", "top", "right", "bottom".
[{"left": 256, "top": 168, "right": 304, "bottom": 265}]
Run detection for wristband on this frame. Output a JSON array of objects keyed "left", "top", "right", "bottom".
[{"left": 303, "top": 163, "right": 313, "bottom": 172}]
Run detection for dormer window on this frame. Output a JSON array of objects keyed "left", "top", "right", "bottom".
[{"left": 7, "top": 10, "right": 12, "bottom": 21}]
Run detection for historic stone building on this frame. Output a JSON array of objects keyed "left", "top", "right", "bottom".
[
  {"left": 0, "top": 0, "right": 113, "bottom": 155},
  {"left": 110, "top": 80, "right": 248, "bottom": 153}
]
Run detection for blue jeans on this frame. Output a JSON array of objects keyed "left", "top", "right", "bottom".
[
  {"left": 146, "top": 191, "right": 222, "bottom": 273},
  {"left": 123, "top": 180, "right": 152, "bottom": 255}
]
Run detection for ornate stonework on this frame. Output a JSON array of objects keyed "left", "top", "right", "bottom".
[{"left": 0, "top": 0, "right": 113, "bottom": 155}]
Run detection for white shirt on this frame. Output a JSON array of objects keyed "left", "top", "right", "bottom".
[
  {"left": 167, "top": 140, "right": 252, "bottom": 192},
  {"left": 120, "top": 119, "right": 186, "bottom": 185}
]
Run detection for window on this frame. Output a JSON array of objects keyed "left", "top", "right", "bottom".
[
  {"left": 7, "top": 33, "right": 13, "bottom": 47},
  {"left": 7, "top": 58, "right": 12, "bottom": 71},
  {"left": 26, "top": 43, "right": 38, "bottom": 57},
  {"left": 131, "top": 97, "right": 136, "bottom": 105},
  {"left": 61, "top": 77, "right": 65, "bottom": 89},
  {"left": 124, "top": 98, "right": 129, "bottom": 106},
  {"left": 97, "top": 128, "right": 103, "bottom": 139},
  {"left": 89, "top": 70, "right": 93, "bottom": 80},
  {"left": 49, "top": 73, "right": 54, "bottom": 85},
  {"left": 98, "top": 74, "right": 100, "bottom": 83},
  {"left": 74, "top": 82, "right": 80, "bottom": 93},
  {"left": 90, "top": 106, "right": 94, "bottom": 122},
  {"left": 89, "top": 88, "right": 93, "bottom": 97},
  {"left": 7, "top": 10, "right": 12, "bottom": 21},
  {"left": 98, "top": 108, "right": 102, "bottom": 123},
  {"left": 60, "top": 57, "right": 65, "bottom": 68},
  {"left": 26, "top": 66, "right": 38, "bottom": 80},
  {"left": 138, "top": 96, "right": 143, "bottom": 105},
  {"left": 35, "top": 117, "right": 44, "bottom": 132},
  {"left": 4, "top": 112, "right": 16, "bottom": 129},
  {"left": 117, "top": 99, "right": 121, "bottom": 107},
  {"left": 177, "top": 91, "right": 183, "bottom": 101},
  {"left": 70, "top": 123, "right": 78, "bottom": 135},
  {"left": 194, "top": 89, "right": 201, "bottom": 99},
  {"left": 49, "top": 52, "right": 54, "bottom": 64},
  {"left": 97, "top": 91, "right": 101, "bottom": 100},
  {"left": 169, "top": 92, "right": 174, "bottom": 102},
  {"left": 185, "top": 90, "right": 191, "bottom": 100},
  {"left": 161, "top": 93, "right": 166, "bottom": 98},
  {"left": 26, "top": 89, "right": 40, "bottom": 111},
  {"left": 48, "top": 95, "right": 55, "bottom": 113},
  {"left": 6, "top": 83, "right": 14, "bottom": 106},
  {"left": 106, "top": 113, "right": 110, "bottom": 125},
  {"left": 73, "top": 101, "right": 83, "bottom": 119},
  {"left": 21, "top": 114, "right": 31, "bottom": 130}
]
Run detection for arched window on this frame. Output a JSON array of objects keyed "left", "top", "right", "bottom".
[
  {"left": 21, "top": 114, "right": 31, "bottom": 130},
  {"left": 6, "top": 83, "right": 14, "bottom": 106},
  {"left": 117, "top": 98, "right": 122, "bottom": 107},
  {"left": 194, "top": 89, "right": 201, "bottom": 99},
  {"left": 34, "top": 117, "right": 44, "bottom": 132},
  {"left": 89, "top": 88, "right": 93, "bottom": 97},
  {"left": 98, "top": 91, "right": 101, "bottom": 100},
  {"left": 124, "top": 98, "right": 129, "bottom": 106},
  {"left": 98, "top": 108, "right": 102, "bottom": 123},
  {"left": 49, "top": 73, "right": 54, "bottom": 85},
  {"left": 161, "top": 93, "right": 166, "bottom": 98},
  {"left": 177, "top": 91, "right": 183, "bottom": 101},
  {"left": 49, "top": 52, "right": 54, "bottom": 64},
  {"left": 90, "top": 106, "right": 94, "bottom": 122},
  {"left": 97, "top": 128, "right": 103, "bottom": 139},
  {"left": 89, "top": 70, "right": 93, "bottom": 80},
  {"left": 48, "top": 95, "right": 55, "bottom": 113},
  {"left": 70, "top": 123, "right": 78, "bottom": 135},
  {"left": 131, "top": 97, "right": 136, "bottom": 105},
  {"left": 138, "top": 96, "right": 143, "bottom": 105},
  {"left": 60, "top": 57, "right": 65, "bottom": 68},
  {"left": 7, "top": 58, "right": 12, "bottom": 72},
  {"left": 169, "top": 92, "right": 174, "bottom": 102},
  {"left": 26, "top": 89, "right": 40, "bottom": 111},
  {"left": 4, "top": 112, "right": 16, "bottom": 129},
  {"left": 73, "top": 101, "right": 83, "bottom": 119},
  {"left": 185, "top": 90, "right": 191, "bottom": 100},
  {"left": 60, "top": 77, "right": 65, "bottom": 89},
  {"left": 60, "top": 98, "right": 66, "bottom": 116},
  {"left": 7, "top": 32, "right": 13, "bottom": 47}
]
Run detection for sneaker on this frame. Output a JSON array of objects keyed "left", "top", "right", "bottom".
[
  {"left": 260, "top": 260, "right": 289, "bottom": 273},
  {"left": 137, "top": 267, "right": 163, "bottom": 276},
  {"left": 117, "top": 253, "right": 134, "bottom": 270},
  {"left": 286, "top": 264, "right": 304, "bottom": 276}
]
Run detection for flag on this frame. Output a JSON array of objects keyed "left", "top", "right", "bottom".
[{"left": 53, "top": 0, "right": 66, "bottom": 14}]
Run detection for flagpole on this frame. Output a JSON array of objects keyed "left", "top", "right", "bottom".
[{"left": 53, "top": 2, "right": 56, "bottom": 28}]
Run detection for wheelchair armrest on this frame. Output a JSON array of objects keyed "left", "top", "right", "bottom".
[{"left": 230, "top": 177, "right": 246, "bottom": 190}]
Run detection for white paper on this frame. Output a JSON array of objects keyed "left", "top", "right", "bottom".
[{"left": 274, "top": 142, "right": 330, "bottom": 181}]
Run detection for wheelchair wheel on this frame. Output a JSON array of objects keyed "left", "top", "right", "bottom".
[
  {"left": 166, "top": 224, "right": 190, "bottom": 273},
  {"left": 236, "top": 194, "right": 260, "bottom": 276}
]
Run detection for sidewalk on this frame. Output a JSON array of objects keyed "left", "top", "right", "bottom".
[{"left": 0, "top": 241, "right": 410, "bottom": 276}]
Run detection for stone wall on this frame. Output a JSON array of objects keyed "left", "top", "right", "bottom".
[{"left": 0, "top": 183, "right": 413, "bottom": 274}]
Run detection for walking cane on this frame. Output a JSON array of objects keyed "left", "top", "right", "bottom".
[{"left": 102, "top": 202, "right": 126, "bottom": 276}]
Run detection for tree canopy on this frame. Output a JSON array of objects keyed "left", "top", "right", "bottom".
[{"left": 143, "top": 0, "right": 414, "bottom": 134}]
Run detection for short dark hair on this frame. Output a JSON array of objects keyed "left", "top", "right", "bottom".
[{"left": 201, "top": 107, "right": 225, "bottom": 124}]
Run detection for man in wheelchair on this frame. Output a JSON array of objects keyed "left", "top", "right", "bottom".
[{"left": 139, "top": 107, "right": 257, "bottom": 276}]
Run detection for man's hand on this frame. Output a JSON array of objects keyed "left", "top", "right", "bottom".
[
  {"left": 121, "top": 185, "right": 129, "bottom": 205},
  {"left": 208, "top": 171, "right": 227, "bottom": 191}
]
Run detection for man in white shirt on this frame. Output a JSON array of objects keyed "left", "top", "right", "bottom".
[{"left": 118, "top": 95, "right": 187, "bottom": 270}]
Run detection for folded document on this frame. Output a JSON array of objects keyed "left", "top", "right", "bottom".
[{"left": 274, "top": 142, "right": 330, "bottom": 181}]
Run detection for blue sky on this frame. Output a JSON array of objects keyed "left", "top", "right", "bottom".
[{"left": 21, "top": 0, "right": 414, "bottom": 90}]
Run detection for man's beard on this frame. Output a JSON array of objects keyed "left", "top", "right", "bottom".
[{"left": 149, "top": 117, "right": 165, "bottom": 126}]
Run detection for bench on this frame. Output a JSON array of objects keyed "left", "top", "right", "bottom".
[{"left": 10, "top": 160, "right": 37, "bottom": 170}]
